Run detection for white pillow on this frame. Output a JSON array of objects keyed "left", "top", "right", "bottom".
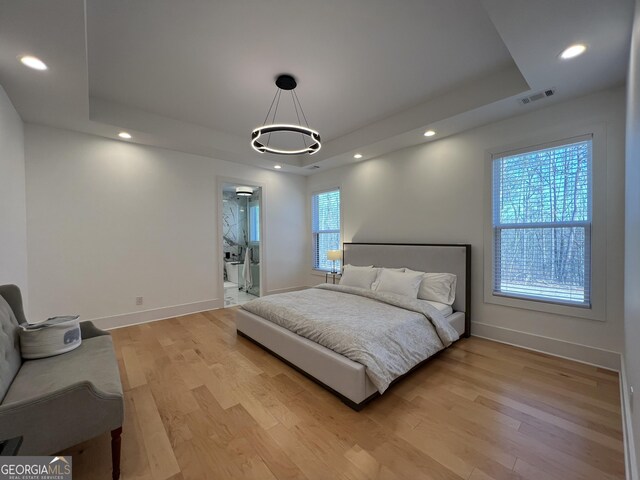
[
  {"left": 406, "top": 269, "right": 457, "bottom": 305},
  {"left": 371, "top": 267, "right": 405, "bottom": 290},
  {"left": 372, "top": 269, "right": 423, "bottom": 298},
  {"left": 339, "top": 265, "right": 379, "bottom": 290}
]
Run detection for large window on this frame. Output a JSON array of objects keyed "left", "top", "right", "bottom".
[
  {"left": 492, "top": 136, "right": 592, "bottom": 307},
  {"left": 312, "top": 189, "right": 340, "bottom": 271}
]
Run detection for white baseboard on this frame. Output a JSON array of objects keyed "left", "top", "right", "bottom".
[
  {"left": 621, "top": 358, "right": 639, "bottom": 480},
  {"left": 91, "top": 298, "right": 223, "bottom": 330},
  {"left": 471, "top": 321, "right": 621, "bottom": 371},
  {"left": 266, "top": 286, "right": 308, "bottom": 295}
]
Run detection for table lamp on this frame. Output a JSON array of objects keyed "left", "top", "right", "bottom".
[{"left": 327, "top": 250, "right": 341, "bottom": 274}]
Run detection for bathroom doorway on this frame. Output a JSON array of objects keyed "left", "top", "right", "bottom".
[{"left": 221, "top": 182, "right": 262, "bottom": 307}]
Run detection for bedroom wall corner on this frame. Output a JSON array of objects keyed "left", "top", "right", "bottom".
[
  {"left": 306, "top": 86, "right": 626, "bottom": 367},
  {"left": 0, "top": 83, "right": 28, "bottom": 310},
  {"left": 624, "top": 0, "right": 640, "bottom": 477},
  {"left": 24, "top": 124, "right": 308, "bottom": 326}
]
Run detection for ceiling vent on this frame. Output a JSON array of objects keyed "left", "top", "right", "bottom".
[
  {"left": 519, "top": 89, "right": 555, "bottom": 105},
  {"left": 307, "top": 165, "right": 321, "bottom": 170}
]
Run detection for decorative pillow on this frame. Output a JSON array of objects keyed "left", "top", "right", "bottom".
[
  {"left": 339, "top": 265, "right": 379, "bottom": 290},
  {"left": 372, "top": 269, "right": 423, "bottom": 298},
  {"left": 406, "top": 269, "right": 457, "bottom": 305}
]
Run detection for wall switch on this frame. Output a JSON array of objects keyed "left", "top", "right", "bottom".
[{"left": 136, "top": 296, "right": 143, "bottom": 305}]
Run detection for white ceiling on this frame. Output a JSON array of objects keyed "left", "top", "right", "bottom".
[
  {"left": 0, "top": 0, "right": 634, "bottom": 175},
  {"left": 87, "top": 0, "right": 512, "bottom": 142}
]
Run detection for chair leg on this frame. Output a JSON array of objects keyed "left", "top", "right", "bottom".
[{"left": 111, "top": 427, "right": 122, "bottom": 480}]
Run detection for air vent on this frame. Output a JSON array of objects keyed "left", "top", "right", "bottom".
[
  {"left": 307, "top": 165, "right": 320, "bottom": 170},
  {"left": 519, "top": 89, "right": 555, "bottom": 105}
]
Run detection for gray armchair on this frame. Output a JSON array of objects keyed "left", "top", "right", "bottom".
[{"left": 0, "top": 285, "right": 124, "bottom": 480}]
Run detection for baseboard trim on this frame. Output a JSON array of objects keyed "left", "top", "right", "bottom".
[
  {"left": 621, "top": 357, "right": 638, "bottom": 480},
  {"left": 91, "top": 298, "right": 223, "bottom": 330},
  {"left": 471, "top": 322, "right": 621, "bottom": 371},
  {"left": 265, "top": 286, "right": 308, "bottom": 295}
]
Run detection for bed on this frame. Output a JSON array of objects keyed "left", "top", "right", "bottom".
[{"left": 235, "top": 242, "right": 471, "bottom": 410}]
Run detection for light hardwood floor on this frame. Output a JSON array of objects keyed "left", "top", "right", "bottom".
[{"left": 61, "top": 308, "right": 625, "bottom": 480}]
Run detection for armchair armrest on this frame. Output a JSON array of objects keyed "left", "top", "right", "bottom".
[
  {"left": 80, "top": 321, "right": 110, "bottom": 339},
  {"left": 0, "top": 380, "right": 123, "bottom": 455}
]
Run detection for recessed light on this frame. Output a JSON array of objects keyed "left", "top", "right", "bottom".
[
  {"left": 274, "top": 165, "right": 282, "bottom": 169},
  {"left": 20, "top": 55, "right": 47, "bottom": 71},
  {"left": 353, "top": 153, "right": 363, "bottom": 159},
  {"left": 118, "top": 132, "right": 132, "bottom": 139},
  {"left": 424, "top": 130, "right": 436, "bottom": 137},
  {"left": 560, "top": 44, "right": 586, "bottom": 60}
]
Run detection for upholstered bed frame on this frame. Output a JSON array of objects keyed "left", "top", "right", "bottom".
[{"left": 236, "top": 242, "right": 471, "bottom": 410}]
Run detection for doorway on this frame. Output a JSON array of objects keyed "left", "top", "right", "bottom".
[{"left": 221, "top": 183, "right": 262, "bottom": 307}]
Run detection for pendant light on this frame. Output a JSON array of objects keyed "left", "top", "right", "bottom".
[{"left": 251, "top": 74, "right": 321, "bottom": 156}]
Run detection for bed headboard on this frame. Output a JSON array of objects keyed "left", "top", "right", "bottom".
[{"left": 343, "top": 242, "right": 471, "bottom": 336}]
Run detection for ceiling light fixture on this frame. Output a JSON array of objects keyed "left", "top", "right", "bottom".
[
  {"left": 20, "top": 55, "right": 47, "bottom": 71},
  {"left": 251, "top": 74, "right": 321, "bottom": 156},
  {"left": 274, "top": 165, "right": 282, "bottom": 169},
  {"left": 236, "top": 186, "right": 253, "bottom": 197},
  {"left": 118, "top": 132, "right": 132, "bottom": 139},
  {"left": 560, "top": 44, "right": 587, "bottom": 60},
  {"left": 424, "top": 130, "right": 436, "bottom": 137},
  {"left": 353, "top": 153, "right": 363, "bottom": 159}
]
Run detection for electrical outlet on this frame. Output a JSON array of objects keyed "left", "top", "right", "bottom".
[{"left": 136, "top": 296, "right": 143, "bottom": 306}]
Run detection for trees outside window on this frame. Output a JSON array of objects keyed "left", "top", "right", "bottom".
[
  {"left": 312, "top": 189, "right": 340, "bottom": 271},
  {"left": 492, "top": 137, "right": 592, "bottom": 306}
]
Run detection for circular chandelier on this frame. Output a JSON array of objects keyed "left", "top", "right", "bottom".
[{"left": 251, "top": 74, "right": 321, "bottom": 156}]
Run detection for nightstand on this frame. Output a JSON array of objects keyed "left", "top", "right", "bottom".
[{"left": 325, "top": 272, "right": 341, "bottom": 284}]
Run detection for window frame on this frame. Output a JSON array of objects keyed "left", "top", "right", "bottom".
[
  {"left": 483, "top": 125, "right": 606, "bottom": 321},
  {"left": 248, "top": 202, "right": 260, "bottom": 244},
  {"left": 311, "top": 187, "right": 341, "bottom": 272}
]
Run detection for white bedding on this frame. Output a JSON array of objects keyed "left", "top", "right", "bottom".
[{"left": 241, "top": 284, "right": 459, "bottom": 393}]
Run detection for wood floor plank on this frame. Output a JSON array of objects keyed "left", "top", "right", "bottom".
[
  {"left": 62, "top": 310, "right": 625, "bottom": 480},
  {"left": 121, "top": 345, "right": 147, "bottom": 388},
  {"left": 129, "top": 385, "right": 181, "bottom": 480}
]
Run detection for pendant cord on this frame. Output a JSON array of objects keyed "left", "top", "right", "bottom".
[
  {"left": 291, "top": 91, "right": 308, "bottom": 147},
  {"left": 262, "top": 88, "right": 279, "bottom": 126},
  {"left": 266, "top": 89, "right": 282, "bottom": 147},
  {"left": 293, "top": 90, "right": 311, "bottom": 128}
]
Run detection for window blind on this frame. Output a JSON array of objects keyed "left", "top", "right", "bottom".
[
  {"left": 492, "top": 136, "right": 592, "bottom": 307},
  {"left": 312, "top": 189, "right": 340, "bottom": 271}
]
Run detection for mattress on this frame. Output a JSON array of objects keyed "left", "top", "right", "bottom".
[
  {"left": 447, "top": 311, "right": 465, "bottom": 336},
  {"left": 422, "top": 300, "right": 453, "bottom": 317}
]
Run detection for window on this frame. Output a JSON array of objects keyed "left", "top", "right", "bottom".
[
  {"left": 312, "top": 189, "right": 340, "bottom": 271},
  {"left": 492, "top": 136, "right": 592, "bottom": 307},
  {"left": 248, "top": 203, "right": 260, "bottom": 243}
]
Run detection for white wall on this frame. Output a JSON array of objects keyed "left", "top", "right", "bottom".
[
  {"left": 624, "top": 0, "right": 640, "bottom": 475},
  {"left": 307, "top": 87, "right": 626, "bottom": 364},
  {"left": 24, "top": 124, "right": 307, "bottom": 327},
  {"left": 0, "top": 85, "right": 28, "bottom": 305}
]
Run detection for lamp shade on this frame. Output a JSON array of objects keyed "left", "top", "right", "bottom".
[{"left": 327, "top": 250, "right": 341, "bottom": 261}]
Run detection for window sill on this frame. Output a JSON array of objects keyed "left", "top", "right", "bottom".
[{"left": 484, "top": 291, "right": 605, "bottom": 322}]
